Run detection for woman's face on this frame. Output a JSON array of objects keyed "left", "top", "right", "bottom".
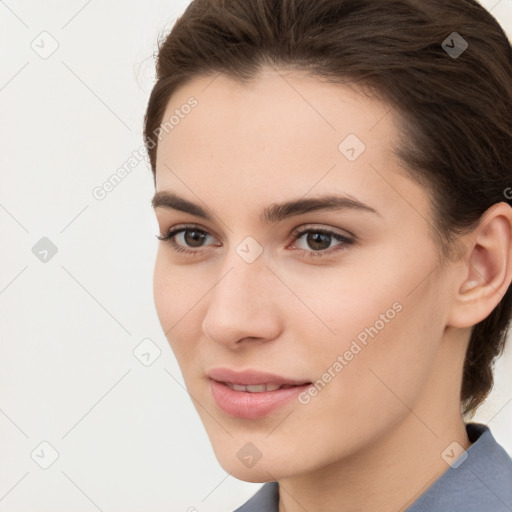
[{"left": 152, "top": 68, "right": 457, "bottom": 481}]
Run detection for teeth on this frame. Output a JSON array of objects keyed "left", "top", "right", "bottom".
[{"left": 225, "top": 383, "right": 284, "bottom": 392}]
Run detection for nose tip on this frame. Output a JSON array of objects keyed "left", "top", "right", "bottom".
[{"left": 201, "top": 260, "right": 282, "bottom": 349}]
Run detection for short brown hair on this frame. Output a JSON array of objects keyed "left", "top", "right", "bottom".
[{"left": 143, "top": 0, "right": 512, "bottom": 418}]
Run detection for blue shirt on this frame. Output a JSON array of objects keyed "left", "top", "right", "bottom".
[{"left": 233, "top": 423, "right": 512, "bottom": 511}]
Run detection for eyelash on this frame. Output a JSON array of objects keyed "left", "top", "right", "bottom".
[{"left": 156, "top": 224, "right": 354, "bottom": 259}]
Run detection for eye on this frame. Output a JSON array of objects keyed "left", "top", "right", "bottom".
[
  {"left": 289, "top": 226, "right": 354, "bottom": 258},
  {"left": 156, "top": 224, "right": 217, "bottom": 255}
]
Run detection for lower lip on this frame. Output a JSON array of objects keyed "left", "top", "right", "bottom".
[{"left": 209, "top": 379, "right": 312, "bottom": 419}]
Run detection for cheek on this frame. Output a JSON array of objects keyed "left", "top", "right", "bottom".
[
  {"left": 287, "top": 245, "right": 443, "bottom": 408},
  {"left": 152, "top": 252, "right": 203, "bottom": 358},
  {"left": 275, "top": 251, "right": 406, "bottom": 350},
  {"left": 318, "top": 295, "right": 443, "bottom": 460},
  {"left": 153, "top": 252, "right": 175, "bottom": 329},
  {"left": 278, "top": 277, "right": 444, "bottom": 468},
  {"left": 153, "top": 250, "right": 202, "bottom": 324}
]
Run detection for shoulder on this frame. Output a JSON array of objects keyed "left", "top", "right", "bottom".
[
  {"left": 231, "top": 424, "right": 512, "bottom": 512},
  {"left": 407, "top": 422, "right": 512, "bottom": 512}
]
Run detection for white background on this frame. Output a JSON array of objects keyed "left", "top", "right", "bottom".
[{"left": 1, "top": 1, "right": 511, "bottom": 511}]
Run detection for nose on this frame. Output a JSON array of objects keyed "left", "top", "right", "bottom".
[{"left": 201, "top": 252, "right": 283, "bottom": 349}]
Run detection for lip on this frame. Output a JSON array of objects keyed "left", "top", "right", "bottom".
[
  {"left": 207, "top": 367, "right": 311, "bottom": 386},
  {"left": 209, "top": 379, "right": 312, "bottom": 419},
  {"left": 207, "top": 367, "right": 312, "bottom": 419}
]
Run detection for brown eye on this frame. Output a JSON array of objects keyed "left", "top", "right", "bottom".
[
  {"left": 156, "top": 225, "right": 215, "bottom": 255},
  {"left": 294, "top": 229, "right": 352, "bottom": 252},
  {"left": 183, "top": 229, "right": 208, "bottom": 248},
  {"left": 303, "top": 232, "right": 332, "bottom": 251},
  {"left": 292, "top": 227, "right": 354, "bottom": 257}
]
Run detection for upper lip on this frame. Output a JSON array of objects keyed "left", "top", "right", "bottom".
[{"left": 207, "top": 367, "right": 311, "bottom": 386}]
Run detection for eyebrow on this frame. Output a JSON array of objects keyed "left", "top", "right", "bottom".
[{"left": 151, "top": 190, "right": 381, "bottom": 224}]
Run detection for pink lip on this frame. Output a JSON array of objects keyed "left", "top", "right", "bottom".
[
  {"left": 207, "top": 367, "right": 311, "bottom": 386},
  {"left": 207, "top": 368, "right": 312, "bottom": 419},
  {"left": 209, "top": 379, "right": 312, "bottom": 419}
]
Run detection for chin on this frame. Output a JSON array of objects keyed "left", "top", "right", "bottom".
[
  {"left": 230, "top": 469, "right": 276, "bottom": 483},
  {"left": 211, "top": 442, "right": 302, "bottom": 483},
  {"left": 224, "top": 461, "right": 289, "bottom": 483}
]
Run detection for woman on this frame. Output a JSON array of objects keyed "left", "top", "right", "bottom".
[{"left": 144, "top": 0, "right": 512, "bottom": 510}]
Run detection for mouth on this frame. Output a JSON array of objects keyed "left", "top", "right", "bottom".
[
  {"left": 207, "top": 367, "right": 311, "bottom": 388},
  {"left": 214, "top": 381, "right": 311, "bottom": 392},
  {"left": 208, "top": 377, "right": 313, "bottom": 419}
]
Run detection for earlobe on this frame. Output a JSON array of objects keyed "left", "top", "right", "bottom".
[{"left": 447, "top": 202, "right": 512, "bottom": 329}]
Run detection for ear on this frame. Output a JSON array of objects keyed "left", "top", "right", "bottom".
[{"left": 447, "top": 202, "right": 512, "bottom": 329}]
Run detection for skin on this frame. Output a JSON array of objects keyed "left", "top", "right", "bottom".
[{"left": 151, "top": 67, "right": 512, "bottom": 512}]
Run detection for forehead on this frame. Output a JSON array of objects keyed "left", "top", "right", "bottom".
[
  {"left": 154, "top": 68, "right": 429, "bottom": 225},
  {"left": 157, "top": 68, "right": 394, "bottom": 165}
]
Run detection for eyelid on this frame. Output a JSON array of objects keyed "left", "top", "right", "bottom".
[
  {"left": 157, "top": 222, "right": 217, "bottom": 239},
  {"left": 289, "top": 223, "right": 355, "bottom": 240}
]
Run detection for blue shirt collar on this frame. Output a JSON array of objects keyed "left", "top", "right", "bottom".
[{"left": 233, "top": 423, "right": 512, "bottom": 512}]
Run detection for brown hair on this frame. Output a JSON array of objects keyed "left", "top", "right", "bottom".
[{"left": 143, "top": 0, "right": 512, "bottom": 418}]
